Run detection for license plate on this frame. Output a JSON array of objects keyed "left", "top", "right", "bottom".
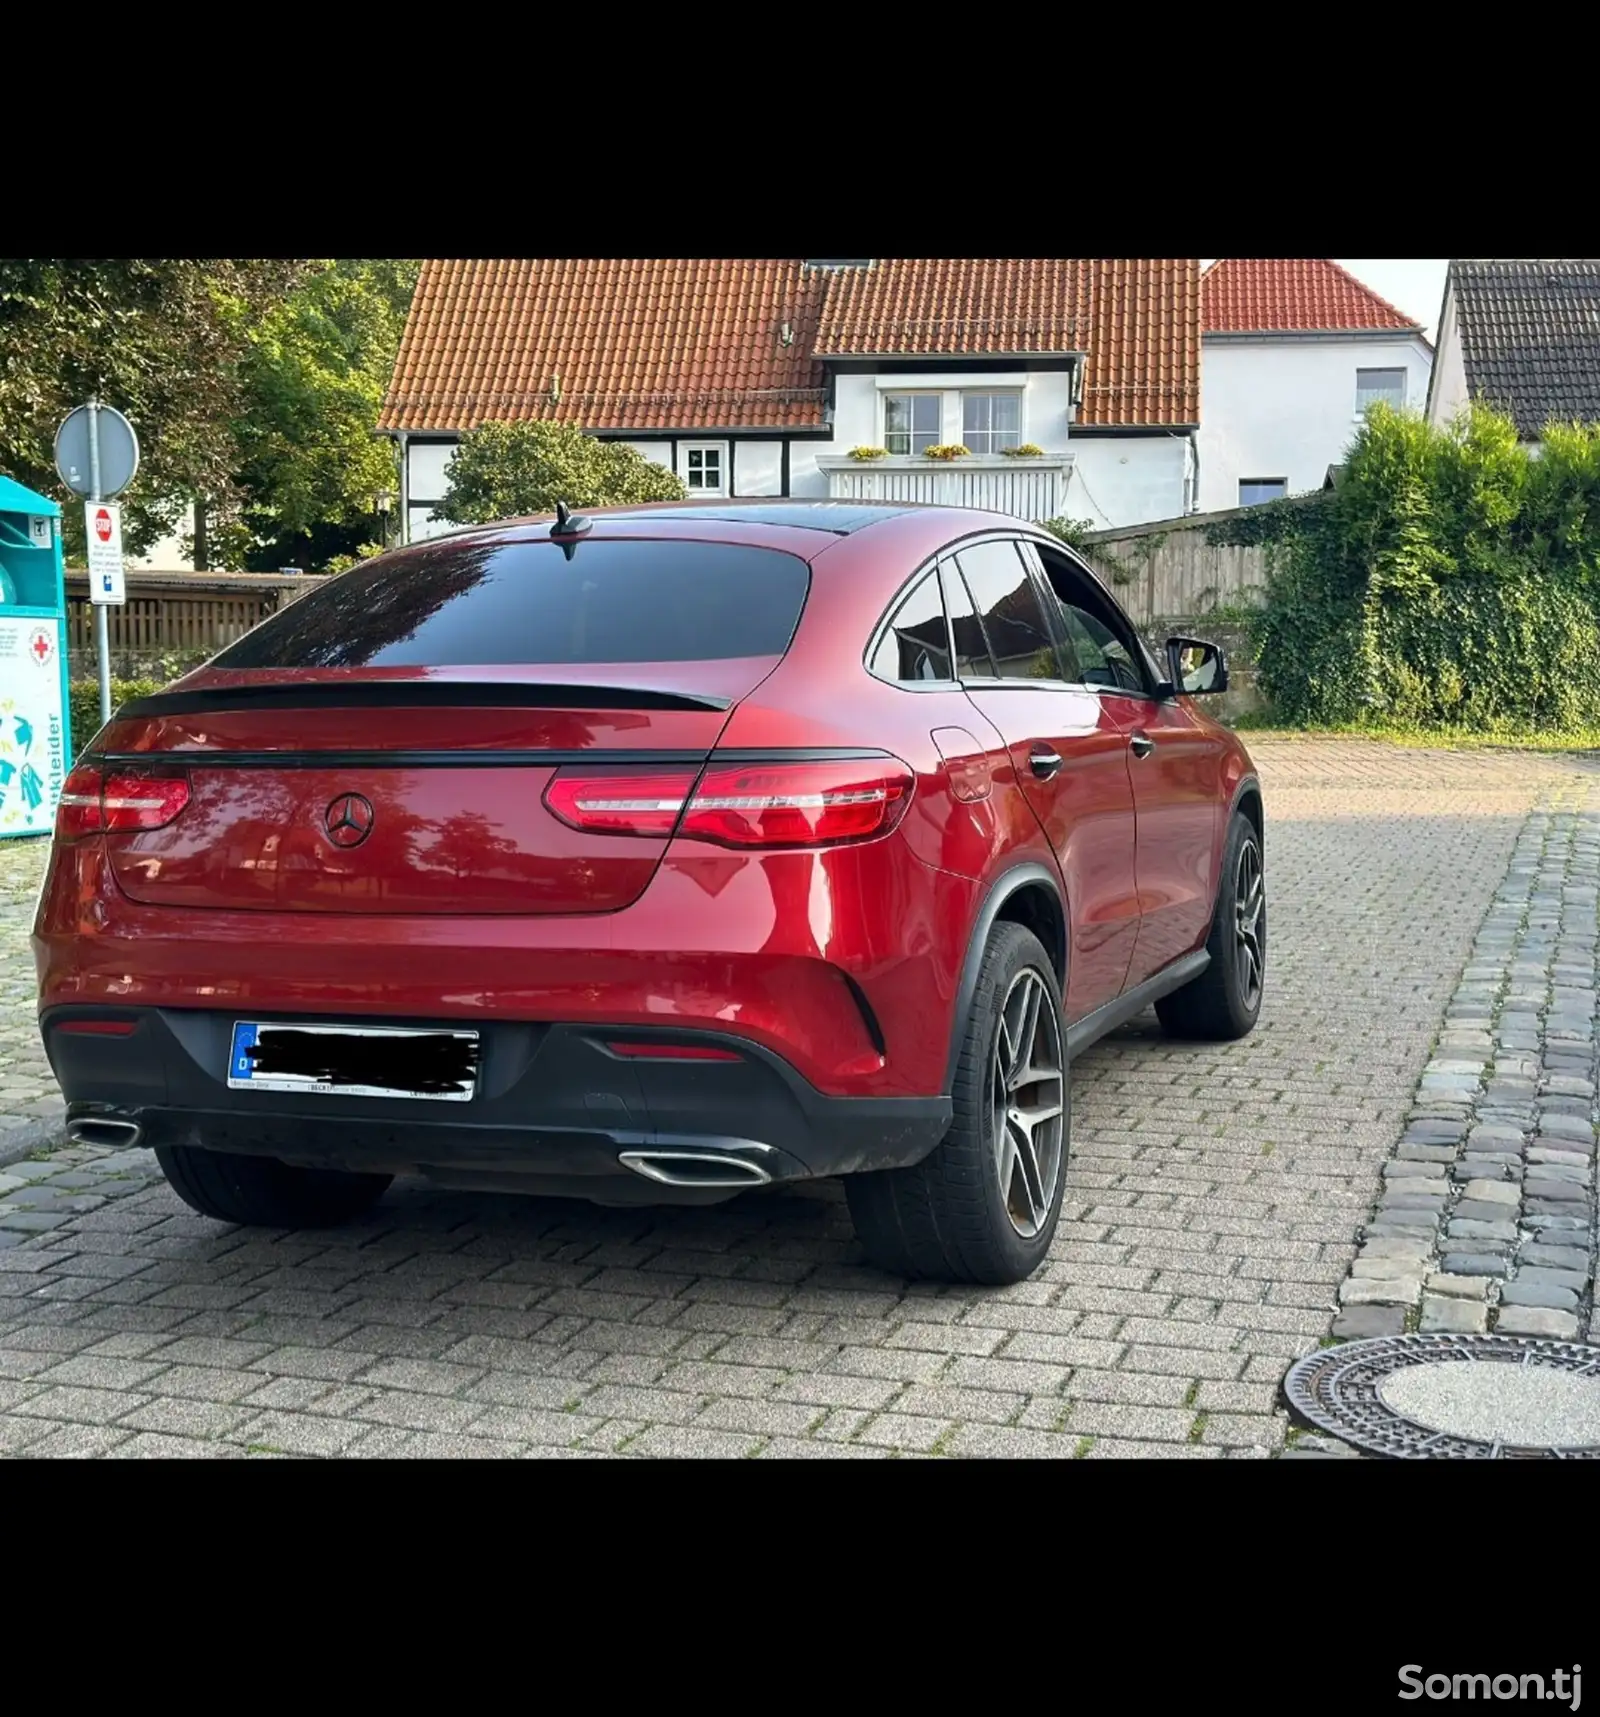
[{"left": 228, "top": 1021, "right": 479, "bottom": 1101}]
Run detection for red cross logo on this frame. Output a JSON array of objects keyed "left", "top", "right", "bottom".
[{"left": 28, "top": 628, "right": 53, "bottom": 667}]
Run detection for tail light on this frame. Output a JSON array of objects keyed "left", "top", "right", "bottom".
[
  {"left": 545, "top": 759, "right": 914, "bottom": 848},
  {"left": 55, "top": 763, "right": 191, "bottom": 841}
]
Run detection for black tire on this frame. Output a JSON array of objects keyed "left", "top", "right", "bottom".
[
  {"left": 845, "top": 921, "right": 1069, "bottom": 1286},
  {"left": 1154, "top": 810, "right": 1265, "bottom": 1042},
  {"left": 154, "top": 1143, "right": 391, "bottom": 1228}
]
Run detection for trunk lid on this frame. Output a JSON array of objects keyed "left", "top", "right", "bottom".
[{"left": 94, "top": 665, "right": 763, "bottom": 915}]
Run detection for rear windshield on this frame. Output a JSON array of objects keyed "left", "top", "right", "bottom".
[{"left": 211, "top": 536, "right": 812, "bottom": 670}]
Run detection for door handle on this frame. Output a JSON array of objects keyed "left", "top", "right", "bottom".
[
  {"left": 1029, "top": 748, "right": 1064, "bottom": 780},
  {"left": 1128, "top": 733, "right": 1154, "bottom": 759}
]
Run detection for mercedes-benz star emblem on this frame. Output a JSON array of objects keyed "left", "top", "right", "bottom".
[{"left": 324, "top": 793, "right": 375, "bottom": 849}]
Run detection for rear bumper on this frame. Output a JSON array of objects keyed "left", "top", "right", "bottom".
[
  {"left": 44, "top": 1007, "right": 951, "bottom": 1203},
  {"left": 34, "top": 839, "right": 986, "bottom": 1101}
]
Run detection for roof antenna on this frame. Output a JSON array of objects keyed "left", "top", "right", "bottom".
[{"left": 551, "top": 500, "right": 592, "bottom": 559}]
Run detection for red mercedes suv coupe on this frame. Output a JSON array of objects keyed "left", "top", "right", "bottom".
[{"left": 34, "top": 500, "right": 1265, "bottom": 1285}]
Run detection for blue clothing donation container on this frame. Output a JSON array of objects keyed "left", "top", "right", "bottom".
[{"left": 0, "top": 473, "right": 71, "bottom": 838}]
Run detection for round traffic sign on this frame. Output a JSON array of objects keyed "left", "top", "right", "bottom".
[{"left": 54, "top": 403, "right": 140, "bottom": 499}]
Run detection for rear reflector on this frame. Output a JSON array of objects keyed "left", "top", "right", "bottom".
[
  {"left": 545, "top": 759, "right": 914, "bottom": 848},
  {"left": 53, "top": 1019, "right": 138, "bottom": 1037},
  {"left": 603, "top": 1041, "right": 742, "bottom": 1061},
  {"left": 55, "top": 764, "right": 191, "bottom": 841}
]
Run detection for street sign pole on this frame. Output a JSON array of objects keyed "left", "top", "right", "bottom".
[
  {"left": 88, "top": 400, "right": 113, "bottom": 726},
  {"left": 54, "top": 397, "right": 136, "bottom": 732}
]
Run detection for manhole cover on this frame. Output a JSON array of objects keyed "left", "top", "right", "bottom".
[{"left": 1283, "top": 1335, "right": 1600, "bottom": 1458}]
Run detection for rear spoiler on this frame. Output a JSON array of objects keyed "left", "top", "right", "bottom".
[{"left": 113, "top": 682, "right": 733, "bottom": 719}]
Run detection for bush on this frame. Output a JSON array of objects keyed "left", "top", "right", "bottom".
[
  {"left": 1214, "top": 405, "right": 1600, "bottom": 733},
  {"left": 1038, "top": 517, "right": 1099, "bottom": 552},
  {"left": 440, "top": 421, "right": 685, "bottom": 523},
  {"left": 66, "top": 648, "right": 211, "bottom": 756},
  {"left": 70, "top": 678, "right": 162, "bottom": 754}
]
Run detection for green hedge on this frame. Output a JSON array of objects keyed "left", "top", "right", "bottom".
[
  {"left": 1211, "top": 407, "right": 1600, "bottom": 732},
  {"left": 69, "top": 679, "right": 161, "bottom": 756},
  {"left": 67, "top": 650, "right": 210, "bottom": 758}
]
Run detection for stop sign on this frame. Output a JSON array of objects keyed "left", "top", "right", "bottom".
[{"left": 93, "top": 507, "right": 112, "bottom": 543}]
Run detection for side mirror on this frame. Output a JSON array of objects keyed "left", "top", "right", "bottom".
[{"left": 1165, "top": 635, "right": 1229, "bottom": 696}]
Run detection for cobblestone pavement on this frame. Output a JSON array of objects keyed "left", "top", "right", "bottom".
[
  {"left": 3, "top": 740, "right": 1598, "bottom": 1460},
  {"left": 1321, "top": 778, "right": 1600, "bottom": 1352}
]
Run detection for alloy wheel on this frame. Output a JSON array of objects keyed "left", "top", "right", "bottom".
[
  {"left": 1234, "top": 836, "right": 1265, "bottom": 1011},
  {"left": 989, "top": 967, "right": 1067, "bottom": 1239}
]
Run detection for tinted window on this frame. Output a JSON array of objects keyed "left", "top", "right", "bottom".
[
  {"left": 954, "top": 541, "right": 1061, "bottom": 681},
  {"left": 941, "top": 560, "right": 996, "bottom": 678},
  {"left": 1032, "top": 547, "right": 1148, "bottom": 696},
  {"left": 211, "top": 538, "right": 811, "bottom": 669},
  {"left": 868, "top": 572, "right": 951, "bottom": 683}
]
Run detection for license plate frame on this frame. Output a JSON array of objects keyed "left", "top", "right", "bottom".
[{"left": 227, "top": 1021, "right": 480, "bottom": 1102}]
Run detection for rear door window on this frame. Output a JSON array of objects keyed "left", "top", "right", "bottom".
[
  {"left": 211, "top": 537, "right": 812, "bottom": 669},
  {"left": 953, "top": 540, "right": 1064, "bottom": 682}
]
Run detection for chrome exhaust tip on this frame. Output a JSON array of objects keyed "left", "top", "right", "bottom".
[
  {"left": 65, "top": 1117, "right": 144, "bottom": 1150},
  {"left": 618, "top": 1150, "right": 772, "bottom": 1189}
]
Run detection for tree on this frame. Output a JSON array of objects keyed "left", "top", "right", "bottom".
[
  {"left": 439, "top": 420, "right": 685, "bottom": 524},
  {"left": 0, "top": 258, "right": 309, "bottom": 557},
  {"left": 220, "top": 259, "right": 420, "bottom": 571}
]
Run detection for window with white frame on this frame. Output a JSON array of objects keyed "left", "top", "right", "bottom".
[
  {"left": 961, "top": 392, "right": 1023, "bottom": 454},
  {"left": 1239, "top": 478, "right": 1287, "bottom": 507},
  {"left": 682, "top": 443, "right": 727, "bottom": 495},
  {"left": 1355, "top": 368, "right": 1407, "bottom": 418},
  {"left": 884, "top": 393, "right": 941, "bottom": 456}
]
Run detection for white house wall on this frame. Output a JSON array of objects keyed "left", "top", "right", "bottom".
[
  {"left": 398, "top": 368, "right": 1176, "bottom": 535},
  {"left": 1066, "top": 436, "right": 1191, "bottom": 529},
  {"left": 1425, "top": 285, "right": 1468, "bottom": 429},
  {"left": 788, "top": 444, "right": 826, "bottom": 498},
  {"left": 731, "top": 443, "right": 783, "bottom": 496},
  {"left": 1197, "top": 334, "right": 1434, "bottom": 512}
]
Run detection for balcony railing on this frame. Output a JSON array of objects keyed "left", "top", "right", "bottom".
[{"left": 817, "top": 453, "right": 1072, "bottom": 521}]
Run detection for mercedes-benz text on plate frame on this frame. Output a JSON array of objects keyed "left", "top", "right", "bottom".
[{"left": 229, "top": 1022, "right": 480, "bottom": 1101}]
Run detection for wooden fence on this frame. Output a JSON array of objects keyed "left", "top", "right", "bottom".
[
  {"left": 64, "top": 570, "right": 312, "bottom": 678},
  {"left": 1078, "top": 503, "right": 1284, "bottom": 627}
]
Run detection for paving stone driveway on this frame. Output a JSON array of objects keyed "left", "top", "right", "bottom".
[{"left": 2, "top": 739, "right": 1596, "bottom": 1459}]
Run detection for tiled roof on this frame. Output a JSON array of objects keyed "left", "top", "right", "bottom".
[
  {"left": 380, "top": 259, "right": 1201, "bottom": 434},
  {"left": 1080, "top": 259, "right": 1200, "bottom": 427},
  {"left": 379, "top": 260, "right": 831, "bottom": 434},
  {"left": 1449, "top": 259, "right": 1600, "bottom": 439},
  {"left": 814, "top": 258, "right": 1090, "bottom": 357},
  {"left": 1202, "top": 258, "right": 1419, "bottom": 334}
]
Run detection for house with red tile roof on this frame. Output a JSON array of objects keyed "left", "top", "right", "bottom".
[
  {"left": 379, "top": 259, "right": 1202, "bottom": 539},
  {"left": 1197, "top": 259, "right": 1433, "bottom": 511}
]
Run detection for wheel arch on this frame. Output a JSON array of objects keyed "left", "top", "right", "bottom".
[
  {"left": 942, "top": 862, "right": 1068, "bottom": 1093},
  {"left": 1230, "top": 774, "right": 1265, "bottom": 857}
]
